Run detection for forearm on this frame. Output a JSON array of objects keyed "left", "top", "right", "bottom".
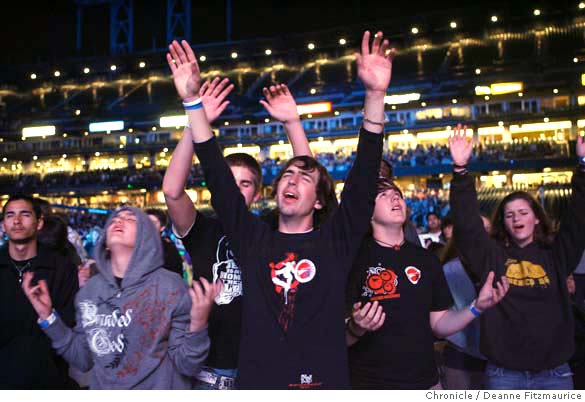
[
  {"left": 362, "top": 90, "right": 386, "bottom": 134},
  {"left": 44, "top": 317, "right": 94, "bottom": 372},
  {"left": 431, "top": 308, "right": 476, "bottom": 338},
  {"left": 163, "top": 129, "right": 194, "bottom": 199},
  {"left": 186, "top": 107, "right": 214, "bottom": 144},
  {"left": 169, "top": 328, "right": 210, "bottom": 377},
  {"left": 284, "top": 119, "right": 312, "bottom": 157}
]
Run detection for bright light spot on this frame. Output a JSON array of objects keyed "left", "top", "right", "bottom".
[
  {"left": 230, "top": 52, "right": 238, "bottom": 59},
  {"left": 264, "top": 118, "right": 270, "bottom": 123},
  {"left": 450, "top": 21, "right": 457, "bottom": 29},
  {"left": 544, "top": 117, "right": 550, "bottom": 122},
  {"left": 553, "top": 88, "right": 559, "bottom": 94},
  {"left": 224, "top": 121, "right": 230, "bottom": 126},
  {"left": 199, "top": 55, "right": 207, "bottom": 62},
  {"left": 533, "top": 9, "right": 541, "bottom": 16},
  {"left": 491, "top": 15, "right": 498, "bottom": 22},
  {"left": 139, "top": 61, "right": 146, "bottom": 68},
  {"left": 339, "top": 38, "right": 347, "bottom": 45},
  {"left": 452, "top": 98, "right": 458, "bottom": 104},
  {"left": 310, "top": 88, "right": 317, "bottom": 95},
  {"left": 518, "top": 92, "right": 524, "bottom": 97},
  {"left": 83, "top": 67, "right": 90, "bottom": 74},
  {"left": 411, "top": 27, "right": 419, "bottom": 34},
  {"left": 498, "top": 121, "right": 504, "bottom": 127},
  {"left": 54, "top": 71, "right": 61, "bottom": 77},
  {"left": 110, "top": 65, "right": 117, "bottom": 71},
  {"left": 475, "top": 68, "right": 481, "bottom": 75},
  {"left": 265, "top": 49, "right": 272, "bottom": 55},
  {"left": 334, "top": 111, "right": 340, "bottom": 116},
  {"left": 75, "top": 109, "right": 81, "bottom": 116},
  {"left": 574, "top": 57, "right": 579, "bottom": 63},
  {"left": 307, "top": 43, "right": 315, "bottom": 50},
  {"left": 30, "top": 73, "right": 37, "bottom": 80},
  {"left": 421, "top": 102, "right": 427, "bottom": 107},
  {"left": 484, "top": 96, "right": 490, "bottom": 101}
]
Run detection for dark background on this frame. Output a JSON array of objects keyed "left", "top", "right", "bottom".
[{"left": 0, "top": 0, "right": 573, "bottom": 64}]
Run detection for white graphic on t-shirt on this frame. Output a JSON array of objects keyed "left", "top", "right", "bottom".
[
  {"left": 269, "top": 253, "right": 317, "bottom": 304},
  {"left": 301, "top": 374, "right": 313, "bottom": 384},
  {"left": 212, "top": 236, "right": 243, "bottom": 305},
  {"left": 78, "top": 300, "right": 132, "bottom": 357}
]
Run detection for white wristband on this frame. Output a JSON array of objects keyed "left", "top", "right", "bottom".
[{"left": 182, "top": 98, "right": 202, "bottom": 107}]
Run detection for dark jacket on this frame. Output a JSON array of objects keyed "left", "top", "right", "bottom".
[{"left": 0, "top": 244, "right": 78, "bottom": 389}]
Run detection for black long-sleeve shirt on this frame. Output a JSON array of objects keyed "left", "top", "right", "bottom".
[
  {"left": 194, "top": 127, "right": 382, "bottom": 389},
  {"left": 0, "top": 245, "right": 79, "bottom": 389},
  {"left": 449, "top": 169, "right": 585, "bottom": 371}
]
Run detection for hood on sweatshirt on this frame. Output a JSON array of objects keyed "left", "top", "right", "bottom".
[{"left": 94, "top": 206, "right": 164, "bottom": 288}]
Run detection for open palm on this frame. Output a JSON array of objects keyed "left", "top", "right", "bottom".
[
  {"left": 259, "top": 84, "right": 300, "bottom": 123},
  {"left": 448, "top": 123, "right": 473, "bottom": 166},
  {"left": 357, "top": 31, "right": 396, "bottom": 93},
  {"left": 167, "top": 40, "right": 201, "bottom": 102}
]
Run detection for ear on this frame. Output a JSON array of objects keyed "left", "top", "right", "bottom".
[
  {"left": 36, "top": 216, "right": 44, "bottom": 231},
  {"left": 535, "top": 218, "right": 540, "bottom": 225},
  {"left": 1, "top": 221, "right": 5, "bottom": 233},
  {"left": 314, "top": 199, "right": 323, "bottom": 211}
]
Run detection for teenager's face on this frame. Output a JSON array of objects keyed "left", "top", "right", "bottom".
[
  {"left": 275, "top": 163, "right": 322, "bottom": 219},
  {"left": 372, "top": 188, "right": 407, "bottom": 226},
  {"left": 427, "top": 214, "right": 441, "bottom": 232},
  {"left": 503, "top": 199, "right": 539, "bottom": 246},
  {"left": 106, "top": 210, "right": 137, "bottom": 250},
  {"left": 230, "top": 166, "right": 260, "bottom": 208},
  {"left": 442, "top": 224, "right": 453, "bottom": 240},
  {"left": 1, "top": 200, "right": 42, "bottom": 244}
]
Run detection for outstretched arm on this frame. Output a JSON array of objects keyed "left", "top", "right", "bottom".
[
  {"left": 430, "top": 271, "right": 509, "bottom": 338},
  {"left": 448, "top": 124, "right": 499, "bottom": 277},
  {"left": 162, "top": 76, "right": 234, "bottom": 236},
  {"left": 554, "top": 136, "right": 585, "bottom": 277},
  {"left": 166, "top": 39, "right": 267, "bottom": 259},
  {"left": 327, "top": 31, "right": 395, "bottom": 257},
  {"left": 260, "top": 83, "right": 312, "bottom": 157}
]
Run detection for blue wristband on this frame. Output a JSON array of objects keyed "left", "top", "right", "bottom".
[
  {"left": 469, "top": 301, "right": 482, "bottom": 318},
  {"left": 183, "top": 98, "right": 203, "bottom": 111},
  {"left": 38, "top": 310, "right": 58, "bottom": 329},
  {"left": 579, "top": 156, "right": 585, "bottom": 165}
]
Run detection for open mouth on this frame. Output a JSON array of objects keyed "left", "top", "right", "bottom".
[
  {"left": 283, "top": 191, "right": 298, "bottom": 200},
  {"left": 513, "top": 224, "right": 525, "bottom": 231}
]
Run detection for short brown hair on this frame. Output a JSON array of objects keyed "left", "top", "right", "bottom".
[
  {"left": 226, "top": 153, "right": 263, "bottom": 192},
  {"left": 271, "top": 156, "right": 338, "bottom": 226},
  {"left": 491, "top": 191, "right": 554, "bottom": 246}
]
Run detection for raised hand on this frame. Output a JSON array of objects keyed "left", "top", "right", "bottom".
[
  {"left": 22, "top": 271, "right": 53, "bottom": 320},
  {"left": 356, "top": 31, "right": 396, "bottom": 94},
  {"left": 167, "top": 40, "right": 201, "bottom": 102},
  {"left": 350, "top": 301, "right": 385, "bottom": 336},
  {"left": 475, "top": 271, "right": 510, "bottom": 312},
  {"left": 200, "top": 77, "right": 234, "bottom": 123},
  {"left": 188, "top": 277, "right": 223, "bottom": 332},
  {"left": 448, "top": 123, "right": 473, "bottom": 167},
  {"left": 259, "top": 84, "right": 300, "bottom": 123},
  {"left": 577, "top": 134, "right": 585, "bottom": 158}
]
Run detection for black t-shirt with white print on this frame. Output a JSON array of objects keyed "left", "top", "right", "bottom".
[
  {"left": 176, "top": 211, "right": 242, "bottom": 370},
  {"left": 347, "top": 238, "right": 453, "bottom": 390}
]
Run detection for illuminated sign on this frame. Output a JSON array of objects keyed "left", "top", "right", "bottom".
[
  {"left": 89, "top": 120, "right": 124, "bottom": 133},
  {"left": 22, "top": 125, "right": 56, "bottom": 138}
]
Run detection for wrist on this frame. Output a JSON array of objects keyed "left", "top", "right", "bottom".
[
  {"left": 347, "top": 318, "right": 367, "bottom": 338},
  {"left": 38, "top": 309, "right": 58, "bottom": 328},
  {"left": 469, "top": 300, "right": 483, "bottom": 317},
  {"left": 364, "top": 89, "right": 387, "bottom": 99},
  {"left": 282, "top": 116, "right": 302, "bottom": 126},
  {"left": 189, "top": 319, "right": 207, "bottom": 333}
]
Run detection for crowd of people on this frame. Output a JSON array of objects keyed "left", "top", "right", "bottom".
[
  {"left": 0, "top": 137, "right": 573, "bottom": 195},
  {"left": 2, "top": 33, "right": 585, "bottom": 392}
]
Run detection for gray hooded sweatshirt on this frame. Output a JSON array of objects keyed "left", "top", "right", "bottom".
[{"left": 43, "top": 206, "right": 209, "bottom": 389}]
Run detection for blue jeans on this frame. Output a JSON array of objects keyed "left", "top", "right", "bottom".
[
  {"left": 485, "top": 362, "right": 573, "bottom": 390},
  {"left": 193, "top": 367, "right": 237, "bottom": 390}
]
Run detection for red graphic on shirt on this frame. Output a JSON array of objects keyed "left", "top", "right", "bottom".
[
  {"left": 268, "top": 253, "right": 317, "bottom": 304},
  {"left": 362, "top": 266, "right": 400, "bottom": 301},
  {"left": 405, "top": 266, "right": 421, "bottom": 284}
]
